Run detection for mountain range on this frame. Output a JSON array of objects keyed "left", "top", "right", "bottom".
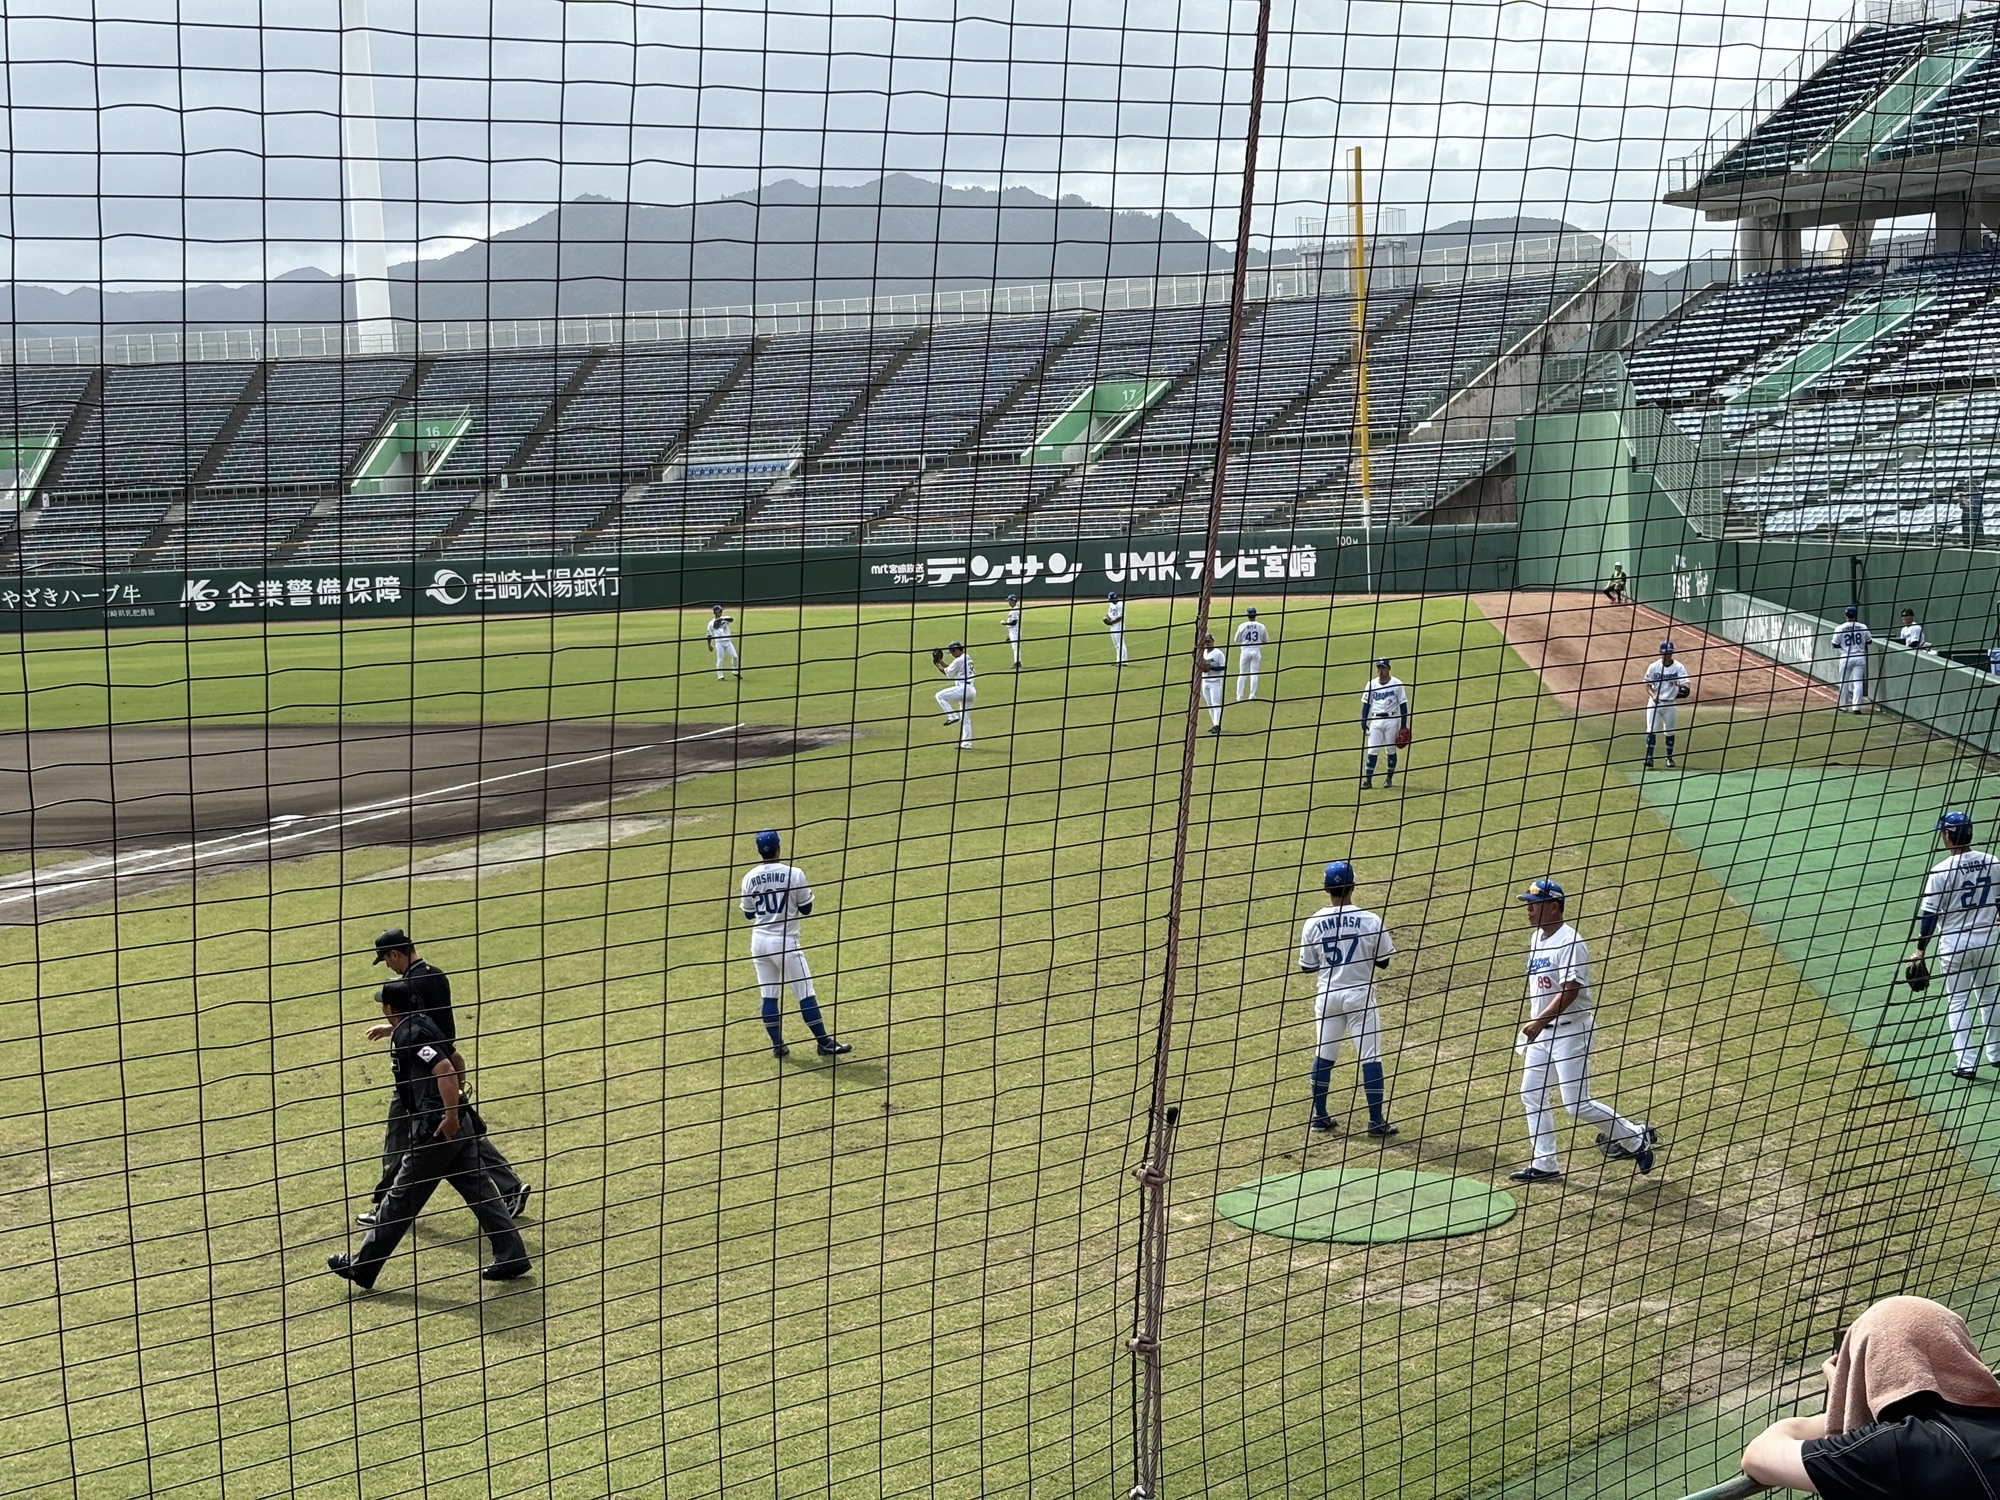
[{"left": 0, "top": 175, "right": 1594, "bottom": 336}]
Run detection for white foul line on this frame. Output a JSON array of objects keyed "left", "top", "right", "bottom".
[{"left": 0, "top": 721, "right": 746, "bottom": 912}]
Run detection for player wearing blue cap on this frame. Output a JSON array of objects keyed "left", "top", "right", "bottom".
[
  {"left": 1511, "top": 879, "right": 1655, "bottom": 1183},
  {"left": 1296, "top": 860, "right": 1398, "bottom": 1136},
  {"left": 1105, "top": 593, "right": 1128, "bottom": 665},
  {"left": 1832, "top": 605, "right": 1873, "bottom": 713},
  {"left": 1642, "top": 641, "right": 1690, "bottom": 770},
  {"left": 1909, "top": 812, "right": 2000, "bottom": 1080},
  {"left": 739, "top": 831, "right": 851, "bottom": 1059},
  {"left": 1360, "top": 659, "right": 1410, "bottom": 789}
]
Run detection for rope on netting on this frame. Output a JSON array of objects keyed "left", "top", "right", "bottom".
[{"left": 1125, "top": 2, "right": 1276, "bottom": 1495}]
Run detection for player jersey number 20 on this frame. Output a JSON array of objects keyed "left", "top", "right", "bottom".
[{"left": 751, "top": 889, "right": 789, "bottom": 915}]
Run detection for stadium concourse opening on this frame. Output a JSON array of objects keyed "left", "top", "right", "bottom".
[{"left": 0, "top": 720, "right": 846, "bottom": 922}]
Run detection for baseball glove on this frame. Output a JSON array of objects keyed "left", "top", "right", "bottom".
[
  {"left": 1906, "top": 955, "right": 1932, "bottom": 993},
  {"left": 1394, "top": 725, "right": 1413, "bottom": 749},
  {"left": 1103, "top": 616, "right": 1115, "bottom": 626},
  {"left": 931, "top": 646, "right": 945, "bottom": 666},
  {"left": 1676, "top": 683, "right": 1692, "bottom": 700}
]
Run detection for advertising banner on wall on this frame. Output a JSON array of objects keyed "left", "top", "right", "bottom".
[{"left": 0, "top": 527, "right": 1515, "bottom": 633}]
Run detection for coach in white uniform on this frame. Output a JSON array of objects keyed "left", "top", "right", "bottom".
[
  {"left": 1832, "top": 606, "right": 1872, "bottom": 712},
  {"left": 1910, "top": 811, "right": 2000, "bottom": 1080},
  {"left": 1360, "top": 658, "right": 1409, "bottom": 789},
  {"left": 1105, "top": 593, "right": 1128, "bottom": 665},
  {"left": 1198, "top": 633, "right": 1225, "bottom": 735},
  {"left": 740, "top": 831, "right": 850, "bottom": 1059},
  {"left": 706, "top": 605, "right": 740, "bottom": 678},
  {"left": 1233, "top": 609, "right": 1270, "bottom": 701},
  {"left": 934, "top": 640, "right": 976, "bottom": 749},
  {"left": 1511, "top": 878, "right": 1655, "bottom": 1182},
  {"left": 1005, "top": 595, "right": 1022, "bottom": 670},
  {"left": 1642, "top": 640, "right": 1690, "bottom": 770},
  {"left": 1297, "top": 860, "right": 1398, "bottom": 1136}
]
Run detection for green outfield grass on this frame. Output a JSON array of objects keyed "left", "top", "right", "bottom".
[{"left": 2, "top": 597, "right": 1996, "bottom": 1500}]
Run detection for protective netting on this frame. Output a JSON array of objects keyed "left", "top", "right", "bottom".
[{"left": 9, "top": 2, "right": 2000, "bottom": 1499}]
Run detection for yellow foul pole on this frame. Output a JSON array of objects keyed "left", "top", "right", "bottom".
[{"left": 1349, "top": 146, "right": 1373, "bottom": 515}]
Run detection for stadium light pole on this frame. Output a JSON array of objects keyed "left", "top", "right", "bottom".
[{"left": 341, "top": 0, "right": 396, "bottom": 353}]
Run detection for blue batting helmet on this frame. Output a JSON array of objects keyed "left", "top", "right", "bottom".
[
  {"left": 1938, "top": 811, "right": 1975, "bottom": 844},
  {"left": 755, "top": 830, "right": 782, "bottom": 858},
  {"left": 1518, "top": 878, "right": 1565, "bottom": 904},
  {"left": 1324, "top": 860, "right": 1356, "bottom": 890},
  {"left": 1845, "top": 606, "right": 1859, "bottom": 619}
]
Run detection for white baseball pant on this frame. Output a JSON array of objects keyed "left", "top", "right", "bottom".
[
  {"left": 1518, "top": 1015, "right": 1647, "bottom": 1171},
  {"left": 935, "top": 682, "right": 975, "bottom": 747},
  {"left": 1839, "top": 657, "right": 1867, "bottom": 710},
  {"left": 1942, "top": 941, "right": 2000, "bottom": 1070},
  {"left": 1315, "top": 990, "right": 1381, "bottom": 1064},
  {"left": 1365, "top": 718, "right": 1401, "bottom": 750},
  {"left": 713, "top": 640, "right": 739, "bottom": 677},
  {"left": 1236, "top": 649, "right": 1262, "bottom": 701},
  {"left": 751, "top": 941, "right": 813, "bottom": 1002},
  {"left": 1110, "top": 623, "right": 1128, "bottom": 664},
  {"left": 1007, "top": 625, "right": 1021, "bottom": 666},
  {"left": 1644, "top": 702, "right": 1678, "bottom": 735},
  {"left": 1201, "top": 677, "right": 1223, "bottom": 727}
]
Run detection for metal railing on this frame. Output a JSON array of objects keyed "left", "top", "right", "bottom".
[{"left": 1, "top": 234, "right": 1630, "bottom": 368}]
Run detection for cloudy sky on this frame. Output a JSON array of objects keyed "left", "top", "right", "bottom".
[{"left": 0, "top": 0, "right": 1857, "bottom": 290}]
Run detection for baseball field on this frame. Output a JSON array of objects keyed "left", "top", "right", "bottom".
[{"left": 3, "top": 592, "right": 1997, "bottom": 1500}]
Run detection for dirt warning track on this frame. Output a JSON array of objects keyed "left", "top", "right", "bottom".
[
  {"left": 1474, "top": 592, "right": 1838, "bottom": 720},
  {"left": 0, "top": 720, "right": 845, "bottom": 922}
]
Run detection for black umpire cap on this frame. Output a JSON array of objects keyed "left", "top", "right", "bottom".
[{"left": 372, "top": 927, "right": 414, "bottom": 964}]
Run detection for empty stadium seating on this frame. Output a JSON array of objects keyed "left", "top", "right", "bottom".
[{"left": 0, "top": 259, "right": 1621, "bottom": 572}]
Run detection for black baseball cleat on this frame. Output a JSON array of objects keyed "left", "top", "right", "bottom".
[
  {"left": 1383, "top": 773, "right": 1394, "bottom": 787},
  {"left": 1665, "top": 757, "right": 1676, "bottom": 769},
  {"left": 816, "top": 1038, "right": 853, "bottom": 1056},
  {"left": 1600, "top": 1125, "right": 1658, "bottom": 1162},
  {"left": 1366, "top": 1121, "right": 1399, "bottom": 1138},
  {"left": 481, "top": 1258, "right": 533, "bottom": 1282},
  {"left": 1642, "top": 758, "right": 1654, "bottom": 770},
  {"left": 327, "top": 1254, "right": 378, "bottom": 1290},
  {"left": 506, "top": 1185, "right": 531, "bottom": 1221},
  {"left": 355, "top": 1209, "right": 380, "bottom": 1227},
  {"left": 1208, "top": 725, "right": 1221, "bottom": 736},
  {"left": 1954, "top": 1066, "right": 1980, "bottom": 1080},
  {"left": 772, "top": 1042, "right": 790, "bottom": 1059},
  {"left": 1359, "top": 776, "right": 1373, "bottom": 790},
  {"left": 1309, "top": 1114, "right": 1338, "bottom": 1133},
  {"left": 1508, "top": 1166, "right": 1562, "bottom": 1184}
]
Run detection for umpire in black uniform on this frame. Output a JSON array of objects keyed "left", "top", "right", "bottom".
[
  {"left": 329, "top": 979, "right": 531, "bottom": 1289},
  {"left": 356, "top": 927, "right": 529, "bottom": 1226}
]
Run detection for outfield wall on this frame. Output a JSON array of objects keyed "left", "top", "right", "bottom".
[{"left": 0, "top": 527, "right": 1518, "bottom": 633}]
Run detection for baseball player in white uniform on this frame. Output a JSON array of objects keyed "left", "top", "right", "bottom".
[
  {"left": 1832, "top": 606, "right": 1872, "bottom": 712},
  {"left": 1233, "top": 608, "right": 1269, "bottom": 701},
  {"left": 1297, "top": 860, "right": 1398, "bottom": 1136},
  {"left": 706, "top": 606, "right": 740, "bottom": 678},
  {"left": 1198, "top": 633, "right": 1225, "bottom": 735},
  {"left": 1360, "top": 658, "right": 1409, "bottom": 789},
  {"left": 933, "top": 640, "right": 975, "bottom": 749},
  {"left": 739, "top": 830, "right": 850, "bottom": 1059},
  {"left": 1898, "top": 609, "right": 1929, "bottom": 651},
  {"left": 1005, "top": 594, "right": 1022, "bottom": 670},
  {"left": 1105, "top": 593, "right": 1128, "bottom": 665},
  {"left": 1908, "top": 811, "right": 2000, "bottom": 1080},
  {"left": 1642, "top": 640, "right": 1691, "bottom": 770},
  {"left": 1511, "top": 878, "right": 1656, "bottom": 1182}
]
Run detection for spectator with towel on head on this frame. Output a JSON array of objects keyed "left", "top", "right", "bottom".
[{"left": 1741, "top": 1295, "right": 2000, "bottom": 1495}]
